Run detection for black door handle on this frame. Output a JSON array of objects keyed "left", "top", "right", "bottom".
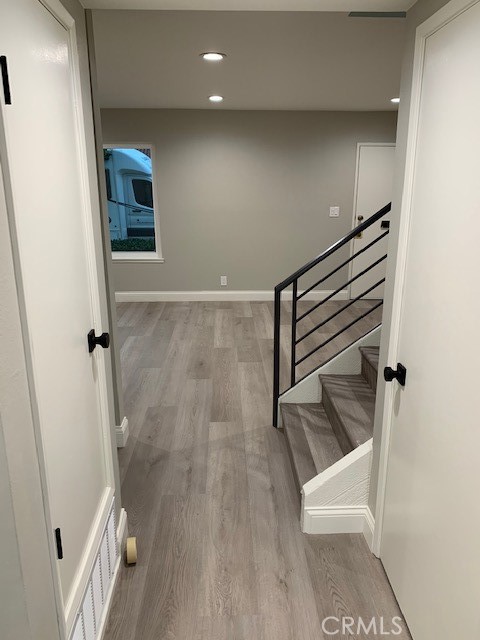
[
  {"left": 132, "top": 208, "right": 141, "bottom": 213},
  {"left": 384, "top": 363, "right": 407, "bottom": 387},
  {"left": 381, "top": 220, "right": 390, "bottom": 229},
  {"left": 88, "top": 329, "right": 110, "bottom": 353}
]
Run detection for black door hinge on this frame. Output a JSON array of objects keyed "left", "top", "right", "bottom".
[
  {"left": 0, "top": 56, "right": 11, "bottom": 105},
  {"left": 55, "top": 527, "right": 64, "bottom": 560}
]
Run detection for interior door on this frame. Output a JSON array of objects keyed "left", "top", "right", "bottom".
[
  {"left": 381, "top": 2, "right": 480, "bottom": 638},
  {"left": 350, "top": 144, "right": 395, "bottom": 299},
  {"left": 0, "top": 0, "right": 112, "bottom": 619}
]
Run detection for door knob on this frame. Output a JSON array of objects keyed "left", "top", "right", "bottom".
[
  {"left": 384, "top": 363, "right": 407, "bottom": 387},
  {"left": 88, "top": 329, "right": 110, "bottom": 353},
  {"left": 356, "top": 215, "right": 364, "bottom": 238}
]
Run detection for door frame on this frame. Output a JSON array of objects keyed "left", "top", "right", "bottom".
[
  {"left": 372, "top": 0, "right": 479, "bottom": 557},
  {"left": 348, "top": 142, "right": 395, "bottom": 299},
  {"left": 0, "top": 0, "right": 117, "bottom": 636}
]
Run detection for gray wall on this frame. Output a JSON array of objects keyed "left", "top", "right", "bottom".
[
  {"left": 369, "top": 0, "right": 451, "bottom": 515},
  {"left": 101, "top": 109, "right": 397, "bottom": 293}
]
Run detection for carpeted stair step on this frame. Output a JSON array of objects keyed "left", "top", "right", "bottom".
[{"left": 319, "top": 374, "right": 376, "bottom": 455}]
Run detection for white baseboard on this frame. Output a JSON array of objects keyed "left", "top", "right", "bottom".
[
  {"left": 362, "top": 506, "right": 375, "bottom": 551},
  {"left": 303, "top": 505, "right": 373, "bottom": 536},
  {"left": 117, "top": 507, "right": 128, "bottom": 553},
  {"left": 115, "top": 289, "right": 349, "bottom": 303},
  {"left": 115, "top": 417, "right": 129, "bottom": 448}
]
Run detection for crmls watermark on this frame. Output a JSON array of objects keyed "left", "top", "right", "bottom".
[{"left": 321, "top": 616, "right": 404, "bottom": 636}]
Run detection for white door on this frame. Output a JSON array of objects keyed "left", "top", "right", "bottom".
[
  {"left": 381, "top": 2, "right": 480, "bottom": 638},
  {"left": 0, "top": 0, "right": 113, "bottom": 625},
  {"left": 350, "top": 144, "right": 395, "bottom": 299}
]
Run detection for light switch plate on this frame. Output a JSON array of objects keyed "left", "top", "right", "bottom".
[{"left": 329, "top": 206, "right": 340, "bottom": 218}]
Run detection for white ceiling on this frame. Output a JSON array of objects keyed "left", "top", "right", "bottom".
[
  {"left": 85, "top": 0, "right": 415, "bottom": 10},
  {"left": 92, "top": 10, "right": 406, "bottom": 110}
]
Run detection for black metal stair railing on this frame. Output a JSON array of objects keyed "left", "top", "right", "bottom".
[{"left": 272, "top": 203, "right": 391, "bottom": 427}]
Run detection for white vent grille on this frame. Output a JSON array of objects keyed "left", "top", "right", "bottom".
[{"left": 70, "top": 500, "right": 119, "bottom": 640}]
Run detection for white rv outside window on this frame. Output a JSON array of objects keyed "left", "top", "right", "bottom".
[{"left": 103, "top": 144, "right": 163, "bottom": 262}]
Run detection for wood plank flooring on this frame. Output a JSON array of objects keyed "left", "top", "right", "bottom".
[{"left": 104, "top": 301, "right": 410, "bottom": 640}]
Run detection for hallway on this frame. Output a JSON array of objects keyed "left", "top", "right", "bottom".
[{"left": 104, "top": 300, "right": 408, "bottom": 640}]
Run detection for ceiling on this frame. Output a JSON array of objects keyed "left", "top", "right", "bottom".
[
  {"left": 85, "top": 0, "right": 415, "bottom": 10},
  {"left": 92, "top": 10, "right": 406, "bottom": 110}
]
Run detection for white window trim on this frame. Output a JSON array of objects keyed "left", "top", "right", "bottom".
[{"left": 103, "top": 143, "right": 164, "bottom": 262}]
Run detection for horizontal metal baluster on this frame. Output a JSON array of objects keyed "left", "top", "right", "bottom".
[
  {"left": 272, "top": 203, "right": 391, "bottom": 407},
  {"left": 297, "top": 254, "right": 387, "bottom": 323},
  {"left": 292, "top": 323, "right": 383, "bottom": 388},
  {"left": 295, "top": 300, "right": 383, "bottom": 367},
  {"left": 296, "top": 278, "right": 385, "bottom": 345},
  {"left": 297, "top": 231, "right": 389, "bottom": 301}
]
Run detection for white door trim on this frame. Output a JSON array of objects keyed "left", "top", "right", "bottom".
[
  {"left": 348, "top": 142, "right": 395, "bottom": 300},
  {"left": 372, "top": 0, "right": 480, "bottom": 557}
]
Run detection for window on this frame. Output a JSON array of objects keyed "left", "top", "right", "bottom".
[
  {"left": 103, "top": 145, "right": 163, "bottom": 261},
  {"left": 132, "top": 179, "right": 153, "bottom": 209}
]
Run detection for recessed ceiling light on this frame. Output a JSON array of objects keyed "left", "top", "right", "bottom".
[
  {"left": 391, "top": 97, "right": 400, "bottom": 103},
  {"left": 209, "top": 95, "right": 224, "bottom": 103},
  {"left": 201, "top": 52, "right": 226, "bottom": 62}
]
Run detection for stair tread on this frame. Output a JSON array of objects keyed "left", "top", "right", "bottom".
[
  {"left": 281, "top": 403, "right": 344, "bottom": 490},
  {"left": 359, "top": 346, "right": 380, "bottom": 373},
  {"left": 320, "top": 374, "right": 376, "bottom": 451}
]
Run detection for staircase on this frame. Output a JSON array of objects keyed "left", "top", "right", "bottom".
[
  {"left": 281, "top": 345, "right": 379, "bottom": 496},
  {"left": 272, "top": 204, "right": 391, "bottom": 538}
]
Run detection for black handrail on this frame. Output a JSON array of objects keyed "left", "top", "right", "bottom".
[
  {"left": 275, "top": 203, "right": 391, "bottom": 290},
  {"left": 272, "top": 202, "right": 391, "bottom": 427}
]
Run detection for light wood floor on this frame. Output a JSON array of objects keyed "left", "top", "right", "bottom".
[{"left": 104, "top": 301, "right": 410, "bottom": 640}]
